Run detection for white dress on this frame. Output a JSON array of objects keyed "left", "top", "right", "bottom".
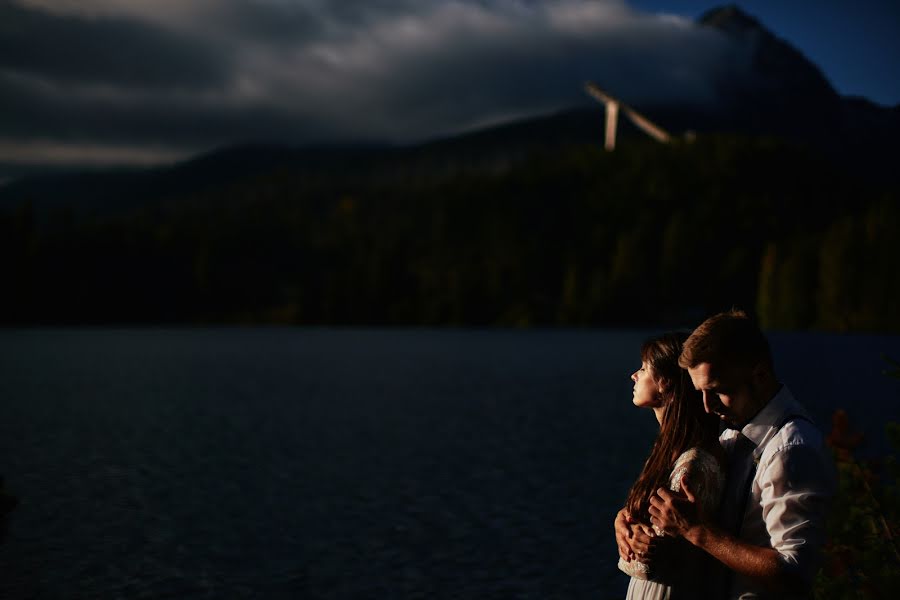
[{"left": 618, "top": 447, "right": 724, "bottom": 600}]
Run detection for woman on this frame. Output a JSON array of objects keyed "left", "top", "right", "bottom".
[{"left": 616, "top": 332, "right": 724, "bottom": 600}]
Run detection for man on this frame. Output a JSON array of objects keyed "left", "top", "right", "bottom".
[{"left": 646, "top": 309, "right": 834, "bottom": 598}]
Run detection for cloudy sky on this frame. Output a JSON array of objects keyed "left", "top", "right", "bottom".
[{"left": 1, "top": 0, "right": 898, "bottom": 181}]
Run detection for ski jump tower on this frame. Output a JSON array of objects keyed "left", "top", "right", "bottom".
[{"left": 584, "top": 82, "right": 672, "bottom": 151}]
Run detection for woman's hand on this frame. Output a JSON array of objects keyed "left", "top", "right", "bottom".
[
  {"left": 615, "top": 508, "right": 635, "bottom": 561},
  {"left": 615, "top": 508, "right": 657, "bottom": 563}
]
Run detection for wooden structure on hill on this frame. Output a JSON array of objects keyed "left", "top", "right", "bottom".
[{"left": 584, "top": 82, "right": 672, "bottom": 151}]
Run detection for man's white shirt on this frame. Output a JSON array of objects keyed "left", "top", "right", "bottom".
[{"left": 719, "top": 386, "right": 835, "bottom": 600}]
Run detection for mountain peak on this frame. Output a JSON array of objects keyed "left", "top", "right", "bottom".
[
  {"left": 697, "top": 3, "right": 839, "bottom": 117},
  {"left": 697, "top": 4, "right": 766, "bottom": 36}
]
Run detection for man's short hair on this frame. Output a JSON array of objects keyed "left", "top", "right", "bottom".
[{"left": 678, "top": 309, "right": 772, "bottom": 370}]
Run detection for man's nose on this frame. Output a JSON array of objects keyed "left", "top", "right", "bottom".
[
  {"left": 701, "top": 391, "right": 713, "bottom": 413},
  {"left": 631, "top": 371, "right": 638, "bottom": 382}
]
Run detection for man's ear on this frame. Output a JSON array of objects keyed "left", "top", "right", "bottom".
[{"left": 751, "top": 361, "right": 768, "bottom": 383}]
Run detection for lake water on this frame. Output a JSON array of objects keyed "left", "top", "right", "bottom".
[{"left": 1, "top": 329, "right": 898, "bottom": 599}]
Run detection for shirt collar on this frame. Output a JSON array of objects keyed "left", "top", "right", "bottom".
[{"left": 738, "top": 384, "right": 798, "bottom": 448}]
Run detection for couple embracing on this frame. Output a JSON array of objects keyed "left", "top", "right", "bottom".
[{"left": 616, "top": 310, "right": 834, "bottom": 599}]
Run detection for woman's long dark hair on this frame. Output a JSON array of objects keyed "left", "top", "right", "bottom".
[{"left": 624, "top": 332, "right": 720, "bottom": 523}]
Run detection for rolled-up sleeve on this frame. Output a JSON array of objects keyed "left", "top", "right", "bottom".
[{"left": 758, "top": 440, "right": 835, "bottom": 583}]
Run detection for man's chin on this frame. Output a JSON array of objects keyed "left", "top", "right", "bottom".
[{"left": 719, "top": 414, "right": 738, "bottom": 427}]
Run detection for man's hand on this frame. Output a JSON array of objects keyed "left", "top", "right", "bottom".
[
  {"left": 648, "top": 476, "right": 809, "bottom": 595},
  {"left": 615, "top": 508, "right": 657, "bottom": 563},
  {"left": 648, "top": 476, "right": 702, "bottom": 538}
]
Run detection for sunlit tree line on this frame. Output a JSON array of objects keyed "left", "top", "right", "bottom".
[{"left": 1, "top": 134, "right": 897, "bottom": 330}]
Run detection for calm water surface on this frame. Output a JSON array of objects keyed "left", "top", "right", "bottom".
[{"left": 0, "top": 329, "right": 897, "bottom": 599}]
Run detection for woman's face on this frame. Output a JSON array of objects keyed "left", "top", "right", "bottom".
[{"left": 631, "top": 361, "right": 663, "bottom": 409}]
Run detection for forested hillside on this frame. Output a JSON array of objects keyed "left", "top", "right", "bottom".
[{"left": 2, "top": 133, "right": 897, "bottom": 330}]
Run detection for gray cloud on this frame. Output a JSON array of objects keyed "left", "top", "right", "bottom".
[
  {"left": 0, "top": 70, "right": 333, "bottom": 146},
  {"left": 0, "top": 0, "right": 232, "bottom": 89},
  {"left": 0, "top": 0, "right": 748, "bottom": 179}
]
